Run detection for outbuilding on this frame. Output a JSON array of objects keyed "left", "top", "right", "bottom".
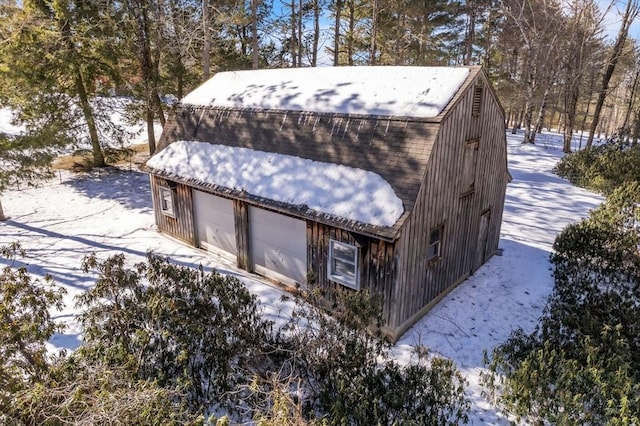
[{"left": 146, "top": 66, "right": 509, "bottom": 341}]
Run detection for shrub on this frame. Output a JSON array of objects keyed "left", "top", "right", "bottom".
[
  {"left": 76, "top": 252, "right": 274, "bottom": 412},
  {"left": 6, "top": 362, "right": 201, "bottom": 426},
  {"left": 0, "top": 242, "right": 66, "bottom": 413},
  {"left": 254, "top": 289, "right": 470, "bottom": 425},
  {"left": 483, "top": 190, "right": 640, "bottom": 424},
  {"left": 554, "top": 133, "right": 640, "bottom": 194},
  {"left": 1, "top": 248, "right": 471, "bottom": 424}
]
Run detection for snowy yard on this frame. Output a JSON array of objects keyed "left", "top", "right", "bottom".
[{"left": 0, "top": 131, "right": 602, "bottom": 424}]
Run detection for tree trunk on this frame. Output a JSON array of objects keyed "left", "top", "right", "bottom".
[
  {"left": 464, "top": 1, "right": 476, "bottom": 65},
  {"left": 333, "top": 0, "right": 342, "bottom": 66},
  {"left": 347, "top": 0, "right": 354, "bottom": 65},
  {"left": 563, "top": 86, "right": 579, "bottom": 153},
  {"left": 521, "top": 69, "right": 536, "bottom": 144},
  {"left": 75, "top": 70, "right": 105, "bottom": 166},
  {"left": 203, "top": 0, "right": 210, "bottom": 79},
  {"left": 369, "top": 0, "right": 378, "bottom": 65},
  {"left": 521, "top": 99, "right": 534, "bottom": 143},
  {"left": 59, "top": 16, "right": 104, "bottom": 167},
  {"left": 0, "top": 198, "right": 6, "bottom": 222},
  {"left": 290, "top": 1, "right": 297, "bottom": 67},
  {"left": 623, "top": 68, "right": 640, "bottom": 130},
  {"left": 531, "top": 83, "right": 552, "bottom": 144},
  {"left": 297, "top": 0, "right": 303, "bottom": 65},
  {"left": 146, "top": 108, "right": 156, "bottom": 155},
  {"left": 251, "top": 0, "right": 259, "bottom": 69},
  {"left": 130, "top": 0, "right": 161, "bottom": 154},
  {"left": 511, "top": 108, "right": 522, "bottom": 134},
  {"left": 312, "top": 0, "right": 320, "bottom": 66},
  {"left": 586, "top": 0, "right": 638, "bottom": 148}
]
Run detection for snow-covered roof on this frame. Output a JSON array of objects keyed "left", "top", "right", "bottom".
[
  {"left": 181, "top": 66, "right": 470, "bottom": 118},
  {"left": 147, "top": 141, "right": 404, "bottom": 228}
]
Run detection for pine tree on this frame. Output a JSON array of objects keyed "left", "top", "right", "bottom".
[{"left": 0, "top": 0, "right": 120, "bottom": 168}]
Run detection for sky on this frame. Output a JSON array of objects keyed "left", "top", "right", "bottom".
[{"left": 600, "top": 0, "right": 640, "bottom": 41}]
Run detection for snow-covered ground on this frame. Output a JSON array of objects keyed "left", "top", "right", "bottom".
[{"left": 0, "top": 130, "right": 602, "bottom": 424}]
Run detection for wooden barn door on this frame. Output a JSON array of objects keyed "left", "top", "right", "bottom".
[
  {"left": 249, "top": 206, "right": 307, "bottom": 287},
  {"left": 473, "top": 209, "right": 491, "bottom": 273}
]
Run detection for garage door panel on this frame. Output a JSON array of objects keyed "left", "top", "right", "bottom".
[
  {"left": 193, "top": 190, "right": 236, "bottom": 261},
  {"left": 250, "top": 207, "right": 307, "bottom": 286},
  {"left": 252, "top": 241, "right": 306, "bottom": 274}
]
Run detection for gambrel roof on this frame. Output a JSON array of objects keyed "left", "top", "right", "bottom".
[
  {"left": 181, "top": 66, "right": 470, "bottom": 118},
  {"left": 147, "top": 66, "right": 485, "bottom": 241}
]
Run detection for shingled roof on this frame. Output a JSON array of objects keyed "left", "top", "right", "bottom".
[{"left": 148, "top": 66, "right": 479, "bottom": 240}]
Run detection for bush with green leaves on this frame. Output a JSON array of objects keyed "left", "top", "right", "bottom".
[
  {"left": 0, "top": 243, "right": 65, "bottom": 413},
  {"left": 1, "top": 247, "right": 471, "bottom": 424},
  {"left": 0, "top": 244, "right": 200, "bottom": 425},
  {"left": 554, "top": 132, "right": 640, "bottom": 194},
  {"left": 483, "top": 186, "right": 640, "bottom": 425},
  {"left": 252, "top": 289, "right": 470, "bottom": 425},
  {"left": 76, "top": 252, "right": 274, "bottom": 412}
]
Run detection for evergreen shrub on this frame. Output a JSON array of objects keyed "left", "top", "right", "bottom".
[{"left": 483, "top": 187, "right": 640, "bottom": 425}]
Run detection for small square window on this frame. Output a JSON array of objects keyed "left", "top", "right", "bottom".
[
  {"left": 427, "top": 226, "right": 443, "bottom": 260},
  {"left": 159, "top": 186, "right": 176, "bottom": 218},
  {"left": 328, "top": 239, "right": 359, "bottom": 290}
]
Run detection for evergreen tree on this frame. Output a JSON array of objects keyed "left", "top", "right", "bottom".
[{"left": 0, "top": 0, "right": 121, "bottom": 167}]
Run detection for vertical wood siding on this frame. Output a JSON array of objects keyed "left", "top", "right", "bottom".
[
  {"left": 307, "top": 222, "right": 397, "bottom": 326},
  {"left": 392, "top": 72, "right": 508, "bottom": 331},
  {"left": 234, "top": 200, "right": 252, "bottom": 271},
  {"left": 150, "top": 175, "right": 196, "bottom": 245}
]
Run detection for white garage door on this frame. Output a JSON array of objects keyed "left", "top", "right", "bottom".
[
  {"left": 249, "top": 207, "right": 307, "bottom": 286},
  {"left": 193, "top": 190, "right": 236, "bottom": 262}
]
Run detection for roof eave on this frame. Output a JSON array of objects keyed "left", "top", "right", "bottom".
[
  {"left": 177, "top": 104, "right": 445, "bottom": 124},
  {"left": 146, "top": 167, "right": 401, "bottom": 242}
]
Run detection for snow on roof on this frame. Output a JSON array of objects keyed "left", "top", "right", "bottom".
[
  {"left": 181, "top": 66, "right": 470, "bottom": 118},
  {"left": 147, "top": 141, "right": 404, "bottom": 227}
]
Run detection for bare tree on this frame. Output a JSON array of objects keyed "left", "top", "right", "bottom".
[
  {"left": 203, "top": 0, "right": 211, "bottom": 78},
  {"left": 586, "top": 0, "right": 639, "bottom": 148},
  {"left": 333, "top": 0, "right": 342, "bottom": 65},
  {"left": 499, "top": 0, "right": 564, "bottom": 144},
  {"left": 560, "top": 0, "right": 605, "bottom": 152},
  {"left": 251, "top": 0, "right": 259, "bottom": 68}
]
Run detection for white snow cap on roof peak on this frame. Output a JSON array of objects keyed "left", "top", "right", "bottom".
[{"left": 181, "top": 66, "right": 470, "bottom": 118}]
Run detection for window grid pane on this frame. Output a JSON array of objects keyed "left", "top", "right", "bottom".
[
  {"left": 332, "top": 241, "right": 356, "bottom": 263},
  {"left": 328, "top": 239, "right": 359, "bottom": 289},
  {"left": 428, "top": 227, "right": 442, "bottom": 260},
  {"left": 159, "top": 187, "right": 175, "bottom": 217}
]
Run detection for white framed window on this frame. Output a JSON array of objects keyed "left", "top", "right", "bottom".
[
  {"left": 427, "top": 226, "right": 443, "bottom": 261},
  {"left": 328, "top": 239, "right": 359, "bottom": 290},
  {"left": 159, "top": 186, "right": 176, "bottom": 218}
]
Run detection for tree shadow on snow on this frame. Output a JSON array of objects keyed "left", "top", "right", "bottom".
[{"left": 63, "top": 167, "right": 153, "bottom": 213}]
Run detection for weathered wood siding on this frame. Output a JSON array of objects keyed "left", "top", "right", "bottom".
[
  {"left": 234, "top": 200, "right": 252, "bottom": 271},
  {"left": 307, "top": 222, "right": 397, "bottom": 325},
  {"left": 150, "top": 175, "right": 196, "bottom": 244},
  {"left": 391, "top": 71, "right": 508, "bottom": 332}
]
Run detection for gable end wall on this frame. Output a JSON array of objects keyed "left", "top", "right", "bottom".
[{"left": 390, "top": 71, "right": 508, "bottom": 334}]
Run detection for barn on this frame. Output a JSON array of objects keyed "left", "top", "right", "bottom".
[{"left": 145, "top": 65, "right": 510, "bottom": 341}]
